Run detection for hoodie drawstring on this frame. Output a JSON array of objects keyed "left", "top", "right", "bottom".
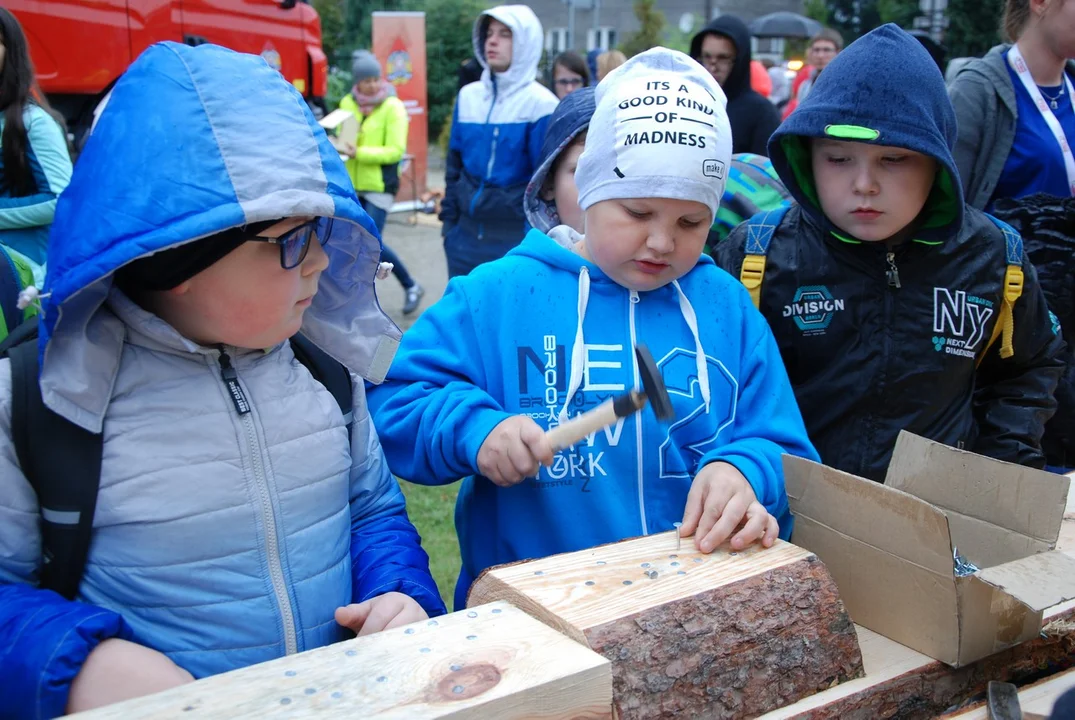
[
  {"left": 557, "top": 271, "right": 711, "bottom": 425},
  {"left": 672, "top": 279, "right": 711, "bottom": 414},
  {"left": 558, "top": 267, "right": 590, "bottom": 426}
]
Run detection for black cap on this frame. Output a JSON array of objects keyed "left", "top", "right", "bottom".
[{"left": 114, "top": 219, "right": 279, "bottom": 293}]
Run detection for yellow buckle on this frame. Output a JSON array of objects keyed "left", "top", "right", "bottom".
[
  {"left": 740, "top": 255, "right": 767, "bottom": 290},
  {"left": 1003, "top": 265, "right": 1024, "bottom": 305}
]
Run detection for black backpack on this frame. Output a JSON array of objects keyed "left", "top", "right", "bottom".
[{"left": 0, "top": 322, "right": 353, "bottom": 600}]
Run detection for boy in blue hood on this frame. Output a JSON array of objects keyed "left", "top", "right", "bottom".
[
  {"left": 716, "top": 25, "right": 1065, "bottom": 481},
  {"left": 0, "top": 43, "right": 444, "bottom": 717},
  {"left": 369, "top": 47, "right": 818, "bottom": 611}
]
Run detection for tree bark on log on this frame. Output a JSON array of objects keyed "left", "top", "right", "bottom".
[{"left": 469, "top": 534, "right": 864, "bottom": 719}]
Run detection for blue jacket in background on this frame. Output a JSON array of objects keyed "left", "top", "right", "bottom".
[
  {"left": 368, "top": 228, "right": 819, "bottom": 610},
  {"left": 440, "top": 5, "right": 558, "bottom": 277},
  {"left": 0, "top": 42, "right": 444, "bottom": 720}
]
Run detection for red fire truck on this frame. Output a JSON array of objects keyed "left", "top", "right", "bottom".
[{"left": 9, "top": 0, "right": 328, "bottom": 139}]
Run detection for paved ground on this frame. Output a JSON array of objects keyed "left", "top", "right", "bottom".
[
  {"left": 376, "top": 147, "right": 449, "bottom": 330},
  {"left": 376, "top": 211, "right": 448, "bottom": 331}
]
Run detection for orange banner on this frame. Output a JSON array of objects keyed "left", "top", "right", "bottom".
[{"left": 372, "top": 11, "right": 428, "bottom": 204}]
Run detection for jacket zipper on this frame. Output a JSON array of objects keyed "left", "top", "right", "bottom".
[
  {"left": 885, "top": 251, "right": 902, "bottom": 289},
  {"left": 628, "top": 290, "right": 648, "bottom": 535},
  {"left": 468, "top": 80, "right": 500, "bottom": 228},
  {"left": 868, "top": 249, "right": 901, "bottom": 477},
  {"left": 217, "top": 348, "right": 299, "bottom": 656}
]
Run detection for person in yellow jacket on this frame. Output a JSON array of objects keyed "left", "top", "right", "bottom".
[{"left": 340, "top": 51, "right": 424, "bottom": 314}]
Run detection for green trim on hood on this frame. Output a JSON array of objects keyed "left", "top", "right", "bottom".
[
  {"left": 780, "top": 136, "right": 820, "bottom": 210},
  {"left": 824, "top": 125, "right": 881, "bottom": 141},
  {"left": 779, "top": 135, "right": 961, "bottom": 245}
]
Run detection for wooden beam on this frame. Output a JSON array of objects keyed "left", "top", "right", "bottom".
[
  {"left": 941, "top": 666, "right": 1075, "bottom": 719},
  {"left": 757, "top": 488, "right": 1075, "bottom": 719},
  {"left": 468, "top": 535, "right": 864, "bottom": 719},
  {"left": 71, "top": 602, "right": 613, "bottom": 719}
]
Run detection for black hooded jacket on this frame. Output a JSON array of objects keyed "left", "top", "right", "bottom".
[
  {"left": 716, "top": 25, "right": 1065, "bottom": 481},
  {"left": 690, "top": 15, "right": 781, "bottom": 156}
]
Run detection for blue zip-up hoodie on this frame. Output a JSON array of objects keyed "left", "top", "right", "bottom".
[
  {"left": 0, "top": 43, "right": 443, "bottom": 719},
  {"left": 440, "top": 5, "right": 559, "bottom": 277},
  {"left": 368, "top": 229, "right": 819, "bottom": 610}
]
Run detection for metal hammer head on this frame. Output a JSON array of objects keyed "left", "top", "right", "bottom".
[{"left": 634, "top": 345, "right": 675, "bottom": 422}]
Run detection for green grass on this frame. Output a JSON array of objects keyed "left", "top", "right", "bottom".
[{"left": 399, "top": 479, "right": 461, "bottom": 610}]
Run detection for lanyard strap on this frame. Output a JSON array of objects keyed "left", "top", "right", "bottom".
[{"left": 1008, "top": 43, "right": 1075, "bottom": 196}]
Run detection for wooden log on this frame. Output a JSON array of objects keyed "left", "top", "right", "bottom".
[
  {"left": 468, "top": 535, "right": 864, "bottom": 719},
  {"left": 941, "top": 666, "right": 1075, "bottom": 719},
  {"left": 757, "top": 489, "right": 1075, "bottom": 720},
  {"left": 71, "top": 602, "right": 613, "bottom": 720}
]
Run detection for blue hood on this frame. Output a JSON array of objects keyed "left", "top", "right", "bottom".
[
  {"left": 41, "top": 42, "right": 400, "bottom": 432},
  {"left": 523, "top": 87, "right": 596, "bottom": 232},
  {"left": 769, "top": 24, "right": 964, "bottom": 243}
]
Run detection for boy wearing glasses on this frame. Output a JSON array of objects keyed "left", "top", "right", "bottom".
[
  {"left": 0, "top": 43, "right": 443, "bottom": 716},
  {"left": 690, "top": 14, "right": 781, "bottom": 156}
]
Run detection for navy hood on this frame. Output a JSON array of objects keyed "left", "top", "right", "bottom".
[
  {"left": 524, "top": 87, "right": 596, "bottom": 232},
  {"left": 769, "top": 23, "right": 964, "bottom": 243},
  {"left": 40, "top": 42, "right": 399, "bottom": 432},
  {"left": 690, "top": 15, "right": 752, "bottom": 100}
]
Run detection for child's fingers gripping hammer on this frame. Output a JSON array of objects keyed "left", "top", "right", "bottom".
[{"left": 478, "top": 416, "right": 556, "bottom": 488}]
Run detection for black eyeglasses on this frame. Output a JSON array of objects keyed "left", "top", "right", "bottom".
[
  {"left": 555, "top": 77, "right": 585, "bottom": 87},
  {"left": 246, "top": 217, "right": 332, "bottom": 269}
]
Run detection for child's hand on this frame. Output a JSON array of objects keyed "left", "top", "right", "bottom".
[
  {"left": 477, "top": 416, "right": 555, "bottom": 487},
  {"left": 680, "top": 461, "right": 779, "bottom": 554},
  {"left": 335, "top": 592, "right": 428, "bottom": 637},
  {"left": 66, "top": 638, "right": 194, "bottom": 713}
]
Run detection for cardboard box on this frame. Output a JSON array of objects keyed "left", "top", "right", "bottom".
[{"left": 784, "top": 431, "right": 1075, "bottom": 667}]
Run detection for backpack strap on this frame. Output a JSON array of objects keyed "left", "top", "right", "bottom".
[
  {"left": 8, "top": 324, "right": 103, "bottom": 601},
  {"left": 979, "top": 215, "right": 1025, "bottom": 366},
  {"left": 289, "top": 333, "right": 354, "bottom": 431},
  {"left": 740, "top": 205, "right": 792, "bottom": 309}
]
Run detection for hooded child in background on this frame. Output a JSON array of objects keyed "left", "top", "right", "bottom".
[
  {"left": 524, "top": 86, "right": 596, "bottom": 235},
  {"left": 717, "top": 25, "right": 1065, "bottom": 481},
  {"left": 369, "top": 47, "right": 818, "bottom": 611},
  {"left": 439, "top": 5, "right": 558, "bottom": 278},
  {"left": 0, "top": 43, "right": 444, "bottom": 718}
]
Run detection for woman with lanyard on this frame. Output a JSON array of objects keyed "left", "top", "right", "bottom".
[
  {"left": 949, "top": 0, "right": 1075, "bottom": 210},
  {"left": 949, "top": 0, "right": 1075, "bottom": 475}
]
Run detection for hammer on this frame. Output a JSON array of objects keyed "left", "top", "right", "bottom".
[
  {"left": 987, "top": 682, "right": 1048, "bottom": 720},
  {"left": 545, "top": 345, "right": 675, "bottom": 451}
]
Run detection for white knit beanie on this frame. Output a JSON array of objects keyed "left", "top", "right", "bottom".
[{"left": 575, "top": 47, "right": 733, "bottom": 219}]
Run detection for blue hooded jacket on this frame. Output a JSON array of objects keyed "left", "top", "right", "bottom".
[
  {"left": 524, "top": 86, "right": 596, "bottom": 233},
  {"left": 716, "top": 25, "right": 1064, "bottom": 480},
  {"left": 368, "top": 229, "right": 819, "bottom": 610},
  {"left": 440, "top": 5, "right": 559, "bottom": 277},
  {"left": 0, "top": 42, "right": 444, "bottom": 719}
]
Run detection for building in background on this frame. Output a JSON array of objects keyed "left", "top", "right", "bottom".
[
  {"left": 530, "top": 0, "right": 805, "bottom": 59},
  {"left": 914, "top": 0, "right": 948, "bottom": 44}
]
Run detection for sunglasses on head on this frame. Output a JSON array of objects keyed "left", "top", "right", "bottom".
[{"left": 246, "top": 217, "right": 333, "bottom": 269}]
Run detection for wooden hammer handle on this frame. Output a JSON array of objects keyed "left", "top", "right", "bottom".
[{"left": 545, "top": 392, "right": 645, "bottom": 451}]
